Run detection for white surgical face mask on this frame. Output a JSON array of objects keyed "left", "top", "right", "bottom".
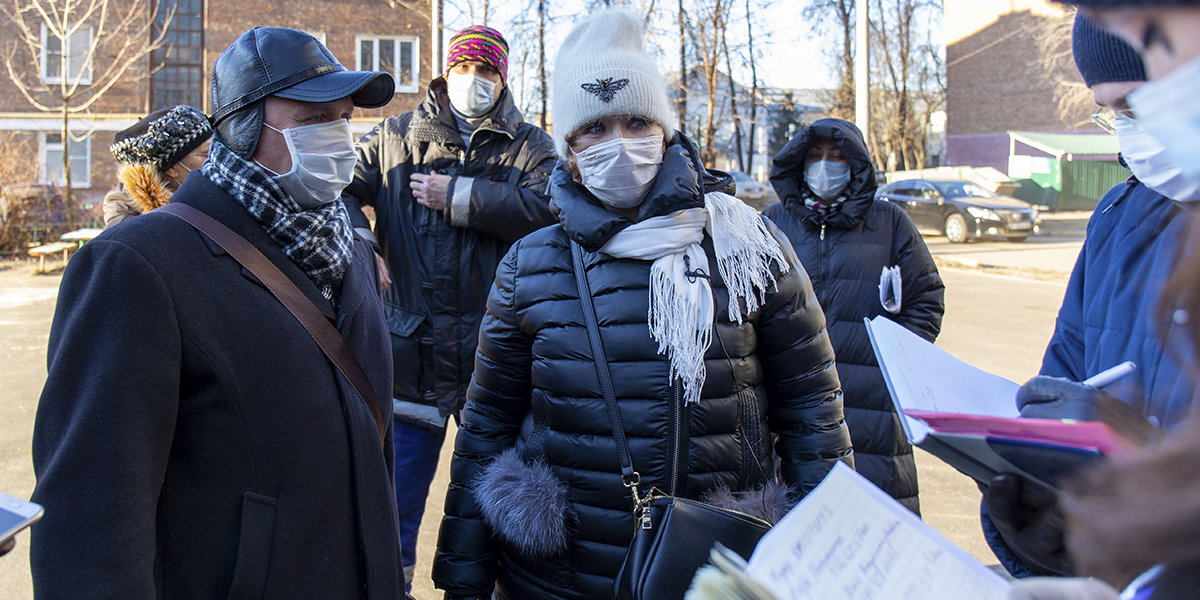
[
  {"left": 1129, "top": 54, "right": 1200, "bottom": 191},
  {"left": 574, "top": 134, "right": 664, "bottom": 209},
  {"left": 804, "top": 159, "right": 851, "bottom": 202},
  {"left": 259, "top": 119, "right": 357, "bottom": 209},
  {"left": 1114, "top": 114, "right": 1200, "bottom": 202},
  {"left": 447, "top": 72, "right": 498, "bottom": 117}
]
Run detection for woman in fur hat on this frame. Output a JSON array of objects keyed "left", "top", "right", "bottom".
[
  {"left": 432, "top": 9, "right": 852, "bottom": 599},
  {"left": 104, "top": 105, "right": 212, "bottom": 227}
]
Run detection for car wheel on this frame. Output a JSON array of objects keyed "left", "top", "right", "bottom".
[
  {"left": 1005, "top": 235, "right": 1028, "bottom": 243},
  {"left": 944, "top": 213, "right": 968, "bottom": 244}
]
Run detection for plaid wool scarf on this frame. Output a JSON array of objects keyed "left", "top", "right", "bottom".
[{"left": 201, "top": 139, "right": 354, "bottom": 306}]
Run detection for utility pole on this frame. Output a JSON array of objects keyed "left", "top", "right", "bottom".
[
  {"left": 854, "top": 0, "right": 869, "bottom": 138},
  {"left": 432, "top": 0, "right": 443, "bottom": 74}
]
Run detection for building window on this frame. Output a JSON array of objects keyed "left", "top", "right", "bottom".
[
  {"left": 41, "top": 24, "right": 93, "bottom": 84},
  {"left": 151, "top": 0, "right": 204, "bottom": 110},
  {"left": 357, "top": 36, "right": 418, "bottom": 93},
  {"left": 42, "top": 132, "right": 90, "bottom": 188}
]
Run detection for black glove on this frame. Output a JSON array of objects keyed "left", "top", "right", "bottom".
[
  {"left": 1016, "top": 376, "right": 1160, "bottom": 446},
  {"left": 983, "top": 472, "right": 1072, "bottom": 576}
]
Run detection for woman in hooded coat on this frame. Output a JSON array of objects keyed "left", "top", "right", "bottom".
[
  {"left": 432, "top": 10, "right": 853, "bottom": 600},
  {"left": 763, "top": 118, "right": 944, "bottom": 514}
]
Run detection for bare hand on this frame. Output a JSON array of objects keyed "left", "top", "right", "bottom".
[
  {"left": 410, "top": 172, "right": 451, "bottom": 211},
  {"left": 375, "top": 252, "right": 392, "bottom": 292}
]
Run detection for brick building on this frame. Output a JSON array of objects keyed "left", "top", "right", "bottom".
[
  {"left": 945, "top": 0, "right": 1127, "bottom": 210},
  {"left": 0, "top": 0, "right": 433, "bottom": 216}
]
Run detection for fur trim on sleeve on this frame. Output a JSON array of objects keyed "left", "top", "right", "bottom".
[{"left": 472, "top": 447, "right": 574, "bottom": 557}]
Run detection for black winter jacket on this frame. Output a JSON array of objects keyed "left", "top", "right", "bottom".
[
  {"left": 342, "top": 78, "right": 557, "bottom": 422},
  {"left": 765, "top": 118, "right": 944, "bottom": 513},
  {"left": 31, "top": 173, "right": 403, "bottom": 598},
  {"left": 433, "top": 134, "right": 853, "bottom": 599}
]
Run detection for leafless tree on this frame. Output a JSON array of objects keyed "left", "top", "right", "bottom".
[
  {"left": 676, "top": 0, "right": 690, "bottom": 137},
  {"left": 2, "top": 0, "right": 169, "bottom": 225},
  {"left": 865, "top": 0, "right": 943, "bottom": 171},
  {"left": 688, "top": 0, "right": 733, "bottom": 165},
  {"left": 741, "top": 0, "right": 761, "bottom": 172},
  {"left": 803, "top": 0, "right": 855, "bottom": 120},
  {"left": 1035, "top": 7, "right": 1094, "bottom": 127}
]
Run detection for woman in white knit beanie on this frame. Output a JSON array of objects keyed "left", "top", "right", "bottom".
[{"left": 433, "top": 9, "right": 852, "bottom": 600}]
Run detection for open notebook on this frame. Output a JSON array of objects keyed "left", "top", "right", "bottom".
[
  {"left": 863, "top": 315, "right": 1134, "bottom": 489},
  {"left": 686, "top": 463, "right": 1010, "bottom": 600}
]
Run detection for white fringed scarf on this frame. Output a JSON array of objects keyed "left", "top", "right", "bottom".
[{"left": 599, "top": 191, "right": 789, "bottom": 404}]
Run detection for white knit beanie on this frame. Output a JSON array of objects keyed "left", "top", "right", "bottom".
[{"left": 552, "top": 9, "right": 677, "bottom": 157}]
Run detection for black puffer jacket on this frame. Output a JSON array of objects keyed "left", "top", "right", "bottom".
[
  {"left": 764, "top": 118, "right": 944, "bottom": 513},
  {"left": 342, "top": 78, "right": 557, "bottom": 422},
  {"left": 433, "top": 133, "right": 852, "bottom": 599}
]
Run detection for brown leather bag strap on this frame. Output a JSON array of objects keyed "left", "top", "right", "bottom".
[{"left": 158, "top": 203, "right": 388, "bottom": 446}]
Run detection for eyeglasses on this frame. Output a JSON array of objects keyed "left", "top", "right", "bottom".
[{"left": 1090, "top": 107, "right": 1136, "bottom": 135}]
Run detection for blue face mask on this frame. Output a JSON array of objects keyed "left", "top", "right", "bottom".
[
  {"left": 1129, "top": 53, "right": 1200, "bottom": 190},
  {"left": 804, "top": 160, "right": 851, "bottom": 202}
]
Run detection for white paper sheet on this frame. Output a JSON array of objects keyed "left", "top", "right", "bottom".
[
  {"left": 745, "top": 463, "right": 1010, "bottom": 600},
  {"left": 864, "top": 315, "right": 1021, "bottom": 443}
]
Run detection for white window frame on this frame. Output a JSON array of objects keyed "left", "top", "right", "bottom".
[
  {"left": 355, "top": 35, "right": 419, "bottom": 94},
  {"left": 41, "top": 132, "right": 90, "bottom": 188},
  {"left": 40, "top": 24, "right": 94, "bottom": 84}
]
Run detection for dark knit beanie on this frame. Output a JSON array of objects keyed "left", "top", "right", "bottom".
[
  {"left": 110, "top": 105, "right": 213, "bottom": 172},
  {"left": 1073, "top": 13, "right": 1147, "bottom": 86}
]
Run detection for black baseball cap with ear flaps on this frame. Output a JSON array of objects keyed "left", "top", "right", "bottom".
[{"left": 210, "top": 27, "right": 395, "bottom": 157}]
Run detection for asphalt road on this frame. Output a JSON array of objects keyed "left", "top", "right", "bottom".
[{"left": 0, "top": 232, "right": 1076, "bottom": 598}]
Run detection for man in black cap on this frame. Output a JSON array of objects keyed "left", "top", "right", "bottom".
[{"left": 30, "top": 28, "right": 407, "bottom": 598}]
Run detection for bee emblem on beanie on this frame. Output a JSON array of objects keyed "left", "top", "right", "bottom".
[{"left": 580, "top": 77, "right": 630, "bottom": 103}]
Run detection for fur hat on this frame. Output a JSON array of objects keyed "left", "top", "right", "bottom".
[
  {"left": 1072, "top": 12, "right": 1146, "bottom": 86},
  {"left": 110, "top": 105, "right": 212, "bottom": 173},
  {"left": 446, "top": 25, "right": 509, "bottom": 80},
  {"left": 551, "top": 9, "right": 677, "bottom": 157}
]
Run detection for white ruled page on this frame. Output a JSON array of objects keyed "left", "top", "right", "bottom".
[{"left": 745, "top": 463, "right": 1009, "bottom": 600}]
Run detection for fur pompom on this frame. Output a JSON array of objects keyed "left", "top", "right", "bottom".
[
  {"left": 472, "top": 447, "right": 573, "bottom": 557},
  {"left": 117, "top": 163, "right": 172, "bottom": 213},
  {"left": 700, "top": 480, "right": 794, "bottom": 525}
]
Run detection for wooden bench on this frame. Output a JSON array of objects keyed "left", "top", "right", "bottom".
[{"left": 28, "top": 241, "right": 75, "bottom": 273}]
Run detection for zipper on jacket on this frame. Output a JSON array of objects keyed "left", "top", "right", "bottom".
[
  {"left": 457, "top": 149, "right": 466, "bottom": 170},
  {"left": 820, "top": 222, "right": 826, "bottom": 241},
  {"left": 667, "top": 380, "right": 683, "bottom": 496}
]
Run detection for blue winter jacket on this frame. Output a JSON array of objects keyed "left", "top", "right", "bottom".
[{"left": 984, "top": 177, "right": 1195, "bottom": 577}]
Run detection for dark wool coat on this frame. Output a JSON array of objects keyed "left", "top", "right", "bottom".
[
  {"left": 433, "top": 134, "right": 853, "bottom": 599},
  {"left": 30, "top": 173, "right": 404, "bottom": 599},
  {"left": 341, "top": 79, "right": 557, "bottom": 423},
  {"left": 764, "top": 118, "right": 944, "bottom": 514}
]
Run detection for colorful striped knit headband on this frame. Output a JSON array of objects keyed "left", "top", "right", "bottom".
[{"left": 446, "top": 25, "right": 509, "bottom": 80}]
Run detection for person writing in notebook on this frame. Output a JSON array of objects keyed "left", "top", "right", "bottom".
[
  {"left": 30, "top": 28, "right": 407, "bottom": 598},
  {"left": 980, "top": 13, "right": 1190, "bottom": 580}
]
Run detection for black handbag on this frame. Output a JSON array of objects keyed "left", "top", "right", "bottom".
[{"left": 569, "top": 242, "right": 772, "bottom": 600}]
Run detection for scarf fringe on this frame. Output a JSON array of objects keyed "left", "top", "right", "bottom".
[
  {"left": 705, "top": 192, "right": 789, "bottom": 323},
  {"left": 648, "top": 248, "right": 713, "bottom": 405},
  {"left": 603, "top": 191, "right": 787, "bottom": 406}
]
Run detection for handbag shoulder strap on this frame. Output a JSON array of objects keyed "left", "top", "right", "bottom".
[
  {"left": 571, "top": 241, "right": 642, "bottom": 496},
  {"left": 158, "top": 202, "right": 387, "bottom": 446}
]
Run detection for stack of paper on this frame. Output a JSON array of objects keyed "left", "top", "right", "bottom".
[
  {"left": 686, "top": 464, "right": 1011, "bottom": 600},
  {"left": 863, "top": 316, "right": 1131, "bottom": 489}
]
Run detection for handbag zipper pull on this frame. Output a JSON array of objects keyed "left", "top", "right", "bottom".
[{"left": 639, "top": 505, "right": 653, "bottom": 530}]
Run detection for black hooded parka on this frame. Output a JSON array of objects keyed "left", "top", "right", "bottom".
[{"left": 764, "top": 118, "right": 945, "bottom": 513}]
